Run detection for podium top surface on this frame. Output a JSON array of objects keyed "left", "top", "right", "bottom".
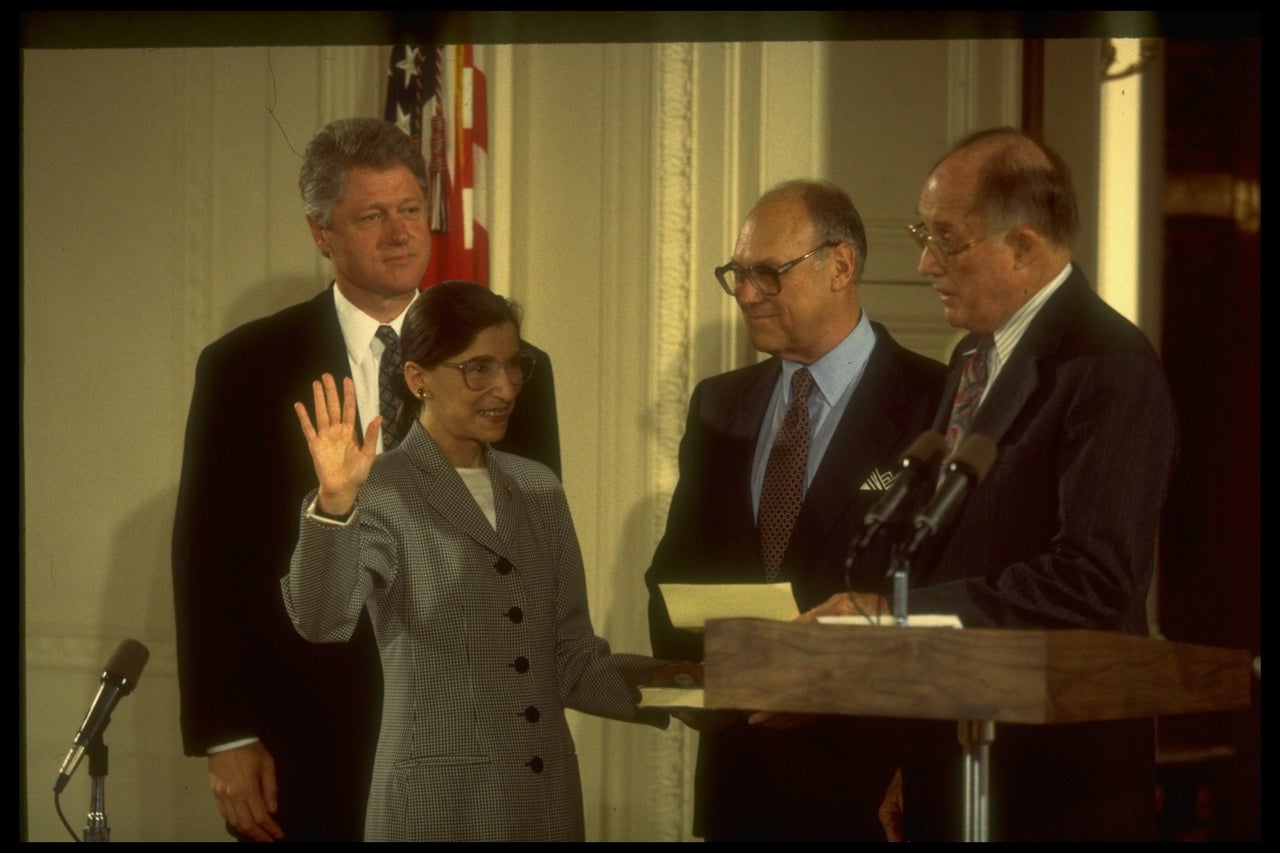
[{"left": 702, "top": 618, "right": 1252, "bottom": 725}]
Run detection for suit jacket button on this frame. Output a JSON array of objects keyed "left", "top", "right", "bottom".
[
  {"left": 494, "top": 557, "right": 513, "bottom": 575},
  {"left": 526, "top": 756, "right": 544, "bottom": 773},
  {"left": 522, "top": 705, "right": 540, "bottom": 723},
  {"left": 509, "top": 656, "right": 529, "bottom": 673},
  {"left": 507, "top": 606, "right": 523, "bottom": 623}
]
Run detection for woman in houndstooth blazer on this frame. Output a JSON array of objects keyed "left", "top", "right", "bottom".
[{"left": 282, "top": 282, "right": 669, "bottom": 841}]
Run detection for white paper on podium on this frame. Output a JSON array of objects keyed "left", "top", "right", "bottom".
[
  {"left": 659, "top": 582, "right": 798, "bottom": 630},
  {"left": 816, "top": 613, "right": 963, "bottom": 628}
]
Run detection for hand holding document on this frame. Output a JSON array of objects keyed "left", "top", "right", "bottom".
[
  {"left": 650, "top": 584, "right": 808, "bottom": 722},
  {"left": 645, "top": 660, "right": 706, "bottom": 710},
  {"left": 645, "top": 583, "right": 800, "bottom": 725},
  {"left": 644, "top": 660, "right": 738, "bottom": 732}
]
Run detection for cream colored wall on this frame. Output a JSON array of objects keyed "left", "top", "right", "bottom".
[
  {"left": 22, "top": 45, "right": 388, "bottom": 842},
  {"left": 23, "top": 40, "right": 1046, "bottom": 841}
]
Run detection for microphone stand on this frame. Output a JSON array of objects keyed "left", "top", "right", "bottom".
[
  {"left": 889, "top": 543, "right": 911, "bottom": 628},
  {"left": 890, "top": 521, "right": 940, "bottom": 627},
  {"left": 887, "top": 528, "right": 994, "bottom": 841},
  {"left": 82, "top": 734, "right": 110, "bottom": 842}
]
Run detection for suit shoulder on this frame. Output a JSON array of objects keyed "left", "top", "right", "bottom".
[
  {"left": 198, "top": 291, "right": 332, "bottom": 365},
  {"left": 690, "top": 359, "right": 775, "bottom": 404},
  {"left": 890, "top": 340, "right": 949, "bottom": 383},
  {"left": 492, "top": 450, "right": 561, "bottom": 491},
  {"left": 1030, "top": 284, "right": 1165, "bottom": 383},
  {"left": 870, "top": 322, "right": 949, "bottom": 388},
  {"left": 517, "top": 337, "right": 552, "bottom": 363}
]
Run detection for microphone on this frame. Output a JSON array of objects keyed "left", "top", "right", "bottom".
[
  {"left": 902, "top": 433, "right": 998, "bottom": 557},
  {"left": 54, "top": 639, "right": 150, "bottom": 793},
  {"left": 850, "top": 431, "right": 947, "bottom": 558}
]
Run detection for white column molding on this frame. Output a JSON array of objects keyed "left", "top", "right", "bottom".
[
  {"left": 946, "top": 40, "right": 981, "bottom": 142},
  {"left": 644, "top": 41, "right": 702, "bottom": 841},
  {"left": 650, "top": 41, "right": 696, "bottom": 537}
]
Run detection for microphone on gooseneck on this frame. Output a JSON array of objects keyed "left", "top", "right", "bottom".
[
  {"left": 844, "top": 431, "right": 946, "bottom": 590},
  {"left": 902, "top": 433, "right": 998, "bottom": 559},
  {"left": 54, "top": 639, "right": 150, "bottom": 793}
]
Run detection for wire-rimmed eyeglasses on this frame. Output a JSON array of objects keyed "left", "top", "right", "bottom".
[
  {"left": 714, "top": 240, "right": 841, "bottom": 296},
  {"left": 438, "top": 350, "right": 537, "bottom": 391},
  {"left": 907, "top": 222, "right": 1006, "bottom": 270}
]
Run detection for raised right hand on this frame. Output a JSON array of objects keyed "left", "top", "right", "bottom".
[
  {"left": 208, "top": 741, "right": 284, "bottom": 841},
  {"left": 294, "top": 373, "right": 380, "bottom": 516}
]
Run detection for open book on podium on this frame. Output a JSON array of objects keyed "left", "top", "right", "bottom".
[{"left": 640, "top": 583, "right": 961, "bottom": 709}]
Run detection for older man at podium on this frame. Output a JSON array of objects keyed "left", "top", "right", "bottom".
[{"left": 812, "top": 128, "right": 1179, "bottom": 841}]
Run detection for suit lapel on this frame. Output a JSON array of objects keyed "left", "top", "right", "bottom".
[
  {"left": 312, "top": 282, "right": 395, "bottom": 437},
  {"left": 399, "top": 423, "right": 509, "bottom": 559},
  {"left": 940, "top": 268, "right": 1090, "bottom": 448},
  {"left": 789, "top": 325, "right": 908, "bottom": 566},
  {"left": 309, "top": 284, "right": 355, "bottom": 382},
  {"left": 724, "top": 360, "right": 781, "bottom": 547}
]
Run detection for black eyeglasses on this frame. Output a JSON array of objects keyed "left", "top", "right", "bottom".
[
  {"left": 714, "top": 240, "right": 840, "bottom": 296},
  {"left": 438, "top": 350, "right": 537, "bottom": 391}
]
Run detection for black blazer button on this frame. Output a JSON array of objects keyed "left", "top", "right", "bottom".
[
  {"left": 509, "top": 656, "right": 529, "bottom": 673},
  {"left": 494, "top": 557, "right": 513, "bottom": 575},
  {"left": 507, "top": 606, "right": 523, "bottom": 623},
  {"left": 522, "top": 705, "right": 540, "bottom": 723},
  {"left": 526, "top": 756, "right": 544, "bottom": 773}
]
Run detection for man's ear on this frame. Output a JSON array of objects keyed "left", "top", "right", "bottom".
[
  {"left": 1006, "top": 226, "right": 1039, "bottom": 268},
  {"left": 829, "top": 241, "right": 858, "bottom": 291},
  {"left": 306, "top": 215, "right": 331, "bottom": 259}
]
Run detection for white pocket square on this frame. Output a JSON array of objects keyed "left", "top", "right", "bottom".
[{"left": 860, "top": 468, "right": 898, "bottom": 491}]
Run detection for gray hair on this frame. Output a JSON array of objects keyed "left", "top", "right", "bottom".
[{"left": 298, "top": 117, "right": 429, "bottom": 228}]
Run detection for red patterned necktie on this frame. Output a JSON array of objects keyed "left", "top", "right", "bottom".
[
  {"left": 376, "top": 325, "right": 404, "bottom": 450},
  {"left": 758, "top": 367, "right": 813, "bottom": 582},
  {"left": 943, "top": 335, "right": 994, "bottom": 461}
]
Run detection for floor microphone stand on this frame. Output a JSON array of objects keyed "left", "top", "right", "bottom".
[{"left": 82, "top": 735, "right": 110, "bottom": 842}]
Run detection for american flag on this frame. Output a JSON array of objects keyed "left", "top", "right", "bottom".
[{"left": 384, "top": 44, "right": 489, "bottom": 289}]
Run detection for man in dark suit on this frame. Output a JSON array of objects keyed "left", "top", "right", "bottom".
[
  {"left": 645, "top": 180, "right": 947, "bottom": 840},
  {"left": 813, "top": 128, "right": 1179, "bottom": 840},
  {"left": 171, "top": 117, "right": 560, "bottom": 841}
]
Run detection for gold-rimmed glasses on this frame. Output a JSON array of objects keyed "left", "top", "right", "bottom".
[{"left": 907, "top": 222, "right": 1006, "bottom": 270}]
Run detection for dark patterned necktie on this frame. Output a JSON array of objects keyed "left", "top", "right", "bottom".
[
  {"left": 943, "top": 334, "right": 994, "bottom": 461},
  {"left": 758, "top": 367, "right": 813, "bottom": 582},
  {"left": 375, "top": 325, "right": 404, "bottom": 451}
]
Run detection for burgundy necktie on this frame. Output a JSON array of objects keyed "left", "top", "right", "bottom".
[
  {"left": 943, "top": 335, "right": 994, "bottom": 461},
  {"left": 758, "top": 367, "right": 813, "bottom": 582}
]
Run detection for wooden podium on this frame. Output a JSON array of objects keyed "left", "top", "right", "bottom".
[{"left": 703, "top": 619, "right": 1252, "bottom": 840}]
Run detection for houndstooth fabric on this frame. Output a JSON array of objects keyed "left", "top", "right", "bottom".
[{"left": 283, "top": 421, "right": 665, "bottom": 841}]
